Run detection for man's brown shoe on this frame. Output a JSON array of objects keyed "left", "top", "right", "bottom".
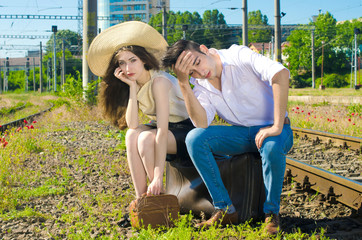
[
  {"left": 195, "top": 209, "right": 238, "bottom": 228},
  {"left": 265, "top": 213, "right": 280, "bottom": 235}
]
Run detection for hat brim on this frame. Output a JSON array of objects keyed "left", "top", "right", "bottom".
[{"left": 87, "top": 21, "right": 168, "bottom": 77}]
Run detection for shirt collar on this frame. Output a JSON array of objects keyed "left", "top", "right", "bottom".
[{"left": 189, "top": 46, "right": 235, "bottom": 91}]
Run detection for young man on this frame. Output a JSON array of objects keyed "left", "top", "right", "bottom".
[{"left": 162, "top": 40, "right": 293, "bottom": 235}]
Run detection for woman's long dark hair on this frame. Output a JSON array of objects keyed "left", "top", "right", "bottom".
[{"left": 98, "top": 45, "right": 160, "bottom": 129}]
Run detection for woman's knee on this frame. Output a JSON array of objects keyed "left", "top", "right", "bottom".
[
  {"left": 125, "top": 128, "right": 139, "bottom": 148},
  {"left": 138, "top": 131, "right": 155, "bottom": 153}
]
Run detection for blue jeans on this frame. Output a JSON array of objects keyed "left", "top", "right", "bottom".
[{"left": 185, "top": 123, "right": 293, "bottom": 214}]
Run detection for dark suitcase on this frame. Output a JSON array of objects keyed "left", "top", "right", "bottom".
[
  {"left": 129, "top": 194, "right": 180, "bottom": 229},
  {"left": 165, "top": 153, "right": 265, "bottom": 223}
]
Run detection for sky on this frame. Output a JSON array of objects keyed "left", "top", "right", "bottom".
[{"left": 0, "top": 0, "right": 361, "bottom": 58}]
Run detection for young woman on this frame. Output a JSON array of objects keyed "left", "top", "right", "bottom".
[{"left": 87, "top": 21, "right": 193, "bottom": 198}]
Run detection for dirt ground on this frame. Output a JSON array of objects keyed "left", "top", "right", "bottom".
[{"left": 0, "top": 120, "right": 361, "bottom": 239}]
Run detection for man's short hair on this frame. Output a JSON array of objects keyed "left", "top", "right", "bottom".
[{"left": 162, "top": 40, "right": 203, "bottom": 69}]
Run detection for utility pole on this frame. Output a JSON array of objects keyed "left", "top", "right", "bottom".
[
  {"left": 271, "top": 35, "right": 274, "bottom": 60},
  {"left": 0, "top": 63, "right": 2, "bottom": 94},
  {"left": 354, "top": 28, "right": 360, "bottom": 89},
  {"left": 242, "top": 0, "right": 248, "bottom": 46},
  {"left": 5, "top": 57, "right": 9, "bottom": 92},
  {"left": 182, "top": 25, "right": 188, "bottom": 40},
  {"left": 162, "top": 2, "right": 167, "bottom": 40},
  {"left": 39, "top": 42, "right": 43, "bottom": 93},
  {"left": 62, "top": 39, "right": 65, "bottom": 92},
  {"left": 274, "top": 0, "right": 281, "bottom": 62},
  {"left": 33, "top": 58, "right": 36, "bottom": 92},
  {"left": 47, "top": 58, "right": 51, "bottom": 91},
  {"left": 25, "top": 57, "right": 29, "bottom": 92},
  {"left": 311, "top": 30, "right": 315, "bottom": 88},
  {"left": 82, "top": 0, "right": 98, "bottom": 100},
  {"left": 52, "top": 25, "right": 57, "bottom": 92},
  {"left": 320, "top": 41, "right": 325, "bottom": 90}
]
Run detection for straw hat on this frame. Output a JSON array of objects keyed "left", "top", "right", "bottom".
[{"left": 87, "top": 21, "right": 168, "bottom": 77}]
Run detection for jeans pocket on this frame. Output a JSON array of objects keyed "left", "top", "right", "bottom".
[{"left": 283, "top": 126, "right": 294, "bottom": 154}]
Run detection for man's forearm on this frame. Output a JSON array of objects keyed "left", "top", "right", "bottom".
[
  {"left": 179, "top": 81, "right": 208, "bottom": 128},
  {"left": 272, "top": 69, "right": 290, "bottom": 132}
]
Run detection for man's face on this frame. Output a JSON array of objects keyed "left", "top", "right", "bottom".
[{"left": 186, "top": 49, "right": 217, "bottom": 80}]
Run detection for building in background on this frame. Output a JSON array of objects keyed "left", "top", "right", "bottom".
[
  {"left": 98, "top": 0, "right": 110, "bottom": 32},
  {"left": 107, "top": 0, "right": 169, "bottom": 27}
]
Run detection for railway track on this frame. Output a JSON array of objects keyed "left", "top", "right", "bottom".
[
  {"left": 292, "top": 126, "right": 362, "bottom": 151},
  {"left": 286, "top": 127, "right": 361, "bottom": 214},
  {"left": 0, "top": 102, "right": 26, "bottom": 116},
  {"left": 1, "top": 109, "right": 360, "bottom": 214},
  {"left": 0, "top": 103, "right": 53, "bottom": 133},
  {"left": 0, "top": 111, "right": 361, "bottom": 238}
]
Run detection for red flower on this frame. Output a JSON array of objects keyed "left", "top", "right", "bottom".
[
  {"left": 33, "top": 120, "right": 37, "bottom": 123},
  {"left": 348, "top": 118, "right": 351, "bottom": 122},
  {"left": 296, "top": 107, "right": 299, "bottom": 110},
  {"left": 307, "top": 112, "right": 311, "bottom": 116},
  {"left": 353, "top": 123, "right": 355, "bottom": 125},
  {"left": 24, "top": 119, "right": 28, "bottom": 124},
  {"left": 3, "top": 141, "right": 8, "bottom": 147},
  {"left": 16, "top": 127, "right": 22, "bottom": 132},
  {"left": 30, "top": 125, "right": 34, "bottom": 129}
]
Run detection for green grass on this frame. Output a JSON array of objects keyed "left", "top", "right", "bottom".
[
  {"left": 289, "top": 87, "right": 362, "bottom": 96},
  {"left": 131, "top": 214, "right": 327, "bottom": 240},
  {"left": 0, "top": 91, "right": 357, "bottom": 239},
  {"left": 288, "top": 101, "right": 361, "bottom": 137}
]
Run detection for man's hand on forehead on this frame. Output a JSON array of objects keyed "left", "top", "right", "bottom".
[{"left": 172, "top": 50, "right": 196, "bottom": 81}]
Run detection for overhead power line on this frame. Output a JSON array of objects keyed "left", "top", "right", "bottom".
[
  {"left": 0, "top": 14, "right": 315, "bottom": 31},
  {"left": 0, "top": 35, "right": 50, "bottom": 39}
]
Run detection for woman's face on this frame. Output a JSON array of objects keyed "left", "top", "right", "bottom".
[{"left": 116, "top": 50, "right": 146, "bottom": 81}]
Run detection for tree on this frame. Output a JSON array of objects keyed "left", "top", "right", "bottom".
[
  {"left": 313, "top": 12, "right": 349, "bottom": 74},
  {"left": 149, "top": 9, "right": 230, "bottom": 48},
  {"left": 45, "top": 29, "right": 82, "bottom": 55},
  {"left": 172, "top": 11, "right": 203, "bottom": 43},
  {"left": 284, "top": 12, "right": 354, "bottom": 85},
  {"left": 44, "top": 29, "right": 83, "bottom": 87},
  {"left": 283, "top": 29, "right": 311, "bottom": 77},
  {"left": 202, "top": 10, "right": 229, "bottom": 48},
  {"left": 247, "top": 10, "right": 271, "bottom": 43}
]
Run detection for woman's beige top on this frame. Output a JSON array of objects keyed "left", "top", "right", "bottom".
[{"left": 137, "top": 70, "right": 189, "bottom": 123}]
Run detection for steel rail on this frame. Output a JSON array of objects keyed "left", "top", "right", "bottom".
[
  {"left": 285, "top": 157, "right": 362, "bottom": 213},
  {"left": 0, "top": 103, "right": 26, "bottom": 116},
  {"left": 0, "top": 103, "right": 53, "bottom": 133},
  {"left": 292, "top": 126, "right": 362, "bottom": 151}
]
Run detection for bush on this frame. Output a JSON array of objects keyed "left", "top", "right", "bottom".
[
  {"left": 58, "top": 71, "right": 100, "bottom": 105},
  {"left": 322, "top": 74, "right": 348, "bottom": 88},
  {"left": 290, "top": 75, "right": 311, "bottom": 88},
  {"left": 316, "top": 73, "right": 349, "bottom": 88}
]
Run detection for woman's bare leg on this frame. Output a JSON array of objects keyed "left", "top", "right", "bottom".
[
  {"left": 137, "top": 130, "right": 177, "bottom": 192},
  {"left": 125, "top": 126, "right": 150, "bottom": 198}
]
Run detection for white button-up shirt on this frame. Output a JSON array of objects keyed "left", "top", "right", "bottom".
[{"left": 190, "top": 44, "right": 288, "bottom": 127}]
